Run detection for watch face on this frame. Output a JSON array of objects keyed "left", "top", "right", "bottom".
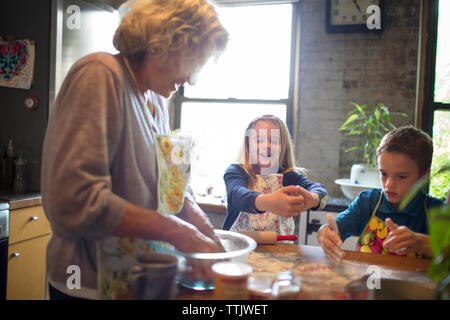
[{"left": 330, "top": 0, "right": 380, "bottom": 26}]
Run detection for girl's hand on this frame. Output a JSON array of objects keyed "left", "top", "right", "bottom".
[
  {"left": 256, "top": 185, "right": 304, "bottom": 217},
  {"left": 382, "top": 218, "right": 430, "bottom": 256},
  {"left": 296, "top": 187, "right": 321, "bottom": 210},
  {"left": 317, "top": 224, "right": 344, "bottom": 265}
]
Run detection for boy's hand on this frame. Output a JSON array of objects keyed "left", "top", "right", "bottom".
[
  {"left": 382, "top": 218, "right": 425, "bottom": 255},
  {"left": 317, "top": 223, "right": 344, "bottom": 265}
]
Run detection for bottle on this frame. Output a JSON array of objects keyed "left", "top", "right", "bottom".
[
  {"left": 1, "top": 139, "right": 14, "bottom": 193},
  {"left": 13, "top": 155, "right": 26, "bottom": 194}
]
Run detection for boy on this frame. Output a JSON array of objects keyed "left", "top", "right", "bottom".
[{"left": 319, "top": 126, "right": 444, "bottom": 263}]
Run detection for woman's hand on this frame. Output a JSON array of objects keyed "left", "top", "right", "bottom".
[
  {"left": 166, "top": 217, "right": 221, "bottom": 253},
  {"left": 255, "top": 185, "right": 320, "bottom": 217},
  {"left": 114, "top": 201, "right": 221, "bottom": 253},
  {"left": 178, "top": 197, "right": 225, "bottom": 252},
  {"left": 317, "top": 224, "right": 344, "bottom": 265},
  {"left": 382, "top": 218, "right": 430, "bottom": 256}
]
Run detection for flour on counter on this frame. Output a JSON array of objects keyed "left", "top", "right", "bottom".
[{"left": 246, "top": 252, "right": 295, "bottom": 273}]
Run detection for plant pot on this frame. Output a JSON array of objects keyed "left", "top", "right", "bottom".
[
  {"left": 350, "top": 163, "right": 381, "bottom": 188},
  {"left": 335, "top": 178, "right": 372, "bottom": 200}
]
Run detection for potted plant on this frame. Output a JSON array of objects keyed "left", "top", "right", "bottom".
[
  {"left": 339, "top": 102, "right": 408, "bottom": 187},
  {"left": 399, "top": 165, "right": 450, "bottom": 299}
]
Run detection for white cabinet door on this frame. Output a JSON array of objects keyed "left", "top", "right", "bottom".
[{"left": 299, "top": 210, "right": 359, "bottom": 251}]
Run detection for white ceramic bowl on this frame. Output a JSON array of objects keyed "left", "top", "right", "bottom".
[{"left": 335, "top": 178, "right": 373, "bottom": 200}]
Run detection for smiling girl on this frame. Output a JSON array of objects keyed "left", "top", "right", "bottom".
[{"left": 222, "top": 115, "right": 328, "bottom": 235}]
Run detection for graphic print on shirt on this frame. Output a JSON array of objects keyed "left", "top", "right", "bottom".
[{"left": 357, "top": 191, "right": 427, "bottom": 258}]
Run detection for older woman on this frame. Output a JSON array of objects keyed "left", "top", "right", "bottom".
[{"left": 41, "top": 0, "right": 228, "bottom": 300}]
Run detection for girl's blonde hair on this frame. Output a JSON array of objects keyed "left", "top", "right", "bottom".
[
  {"left": 113, "top": 0, "right": 228, "bottom": 76},
  {"left": 237, "top": 115, "right": 306, "bottom": 186}
]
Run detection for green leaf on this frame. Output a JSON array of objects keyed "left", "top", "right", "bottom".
[
  {"left": 345, "top": 146, "right": 359, "bottom": 152},
  {"left": 340, "top": 114, "right": 359, "bottom": 129},
  {"left": 374, "top": 108, "right": 381, "bottom": 123},
  {"left": 398, "top": 174, "right": 430, "bottom": 211},
  {"left": 428, "top": 205, "right": 450, "bottom": 283},
  {"left": 339, "top": 102, "right": 407, "bottom": 165},
  {"left": 399, "top": 165, "right": 450, "bottom": 211}
]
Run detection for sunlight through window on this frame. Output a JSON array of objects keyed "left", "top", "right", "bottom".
[{"left": 178, "top": 3, "right": 295, "bottom": 201}]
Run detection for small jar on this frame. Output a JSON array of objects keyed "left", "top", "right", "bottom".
[
  {"left": 247, "top": 273, "right": 274, "bottom": 300},
  {"left": 212, "top": 262, "right": 253, "bottom": 300}
]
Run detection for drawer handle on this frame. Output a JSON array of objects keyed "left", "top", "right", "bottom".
[
  {"left": 12, "top": 252, "right": 20, "bottom": 258},
  {"left": 30, "top": 216, "right": 39, "bottom": 221}
]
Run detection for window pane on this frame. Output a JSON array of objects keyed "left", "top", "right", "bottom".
[
  {"left": 180, "top": 102, "right": 286, "bottom": 198},
  {"left": 184, "top": 4, "right": 292, "bottom": 100},
  {"left": 430, "top": 110, "right": 450, "bottom": 200},
  {"left": 434, "top": 0, "right": 450, "bottom": 103}
]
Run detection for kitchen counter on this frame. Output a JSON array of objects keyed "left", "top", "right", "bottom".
[
  {"left": 322, "top": 197, "right": 350, "bottom": 212},
  {"left": 176, "top": 244, "right": 434, "bottom": 300},
  {"left": 0, "top": 193, "right": 42, "bottom": 210},
  {"left": 197, "top": 196, "right": 351, "bottom": 215}
]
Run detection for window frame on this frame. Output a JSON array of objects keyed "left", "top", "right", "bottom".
[
  {"left": 421, "top": 0, "right": 450, "bottom": 136},
  {"left": 171, "top": 0, "right": 301, "bottom": 136}
]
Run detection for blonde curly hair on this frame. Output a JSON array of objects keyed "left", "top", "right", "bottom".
[{"left": 113, "top": 0, "right": 228, "bottom": 73}]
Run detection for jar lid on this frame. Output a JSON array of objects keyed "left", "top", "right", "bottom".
[{"left": 212, "top": 261, "right": 253, "bottom": 277}]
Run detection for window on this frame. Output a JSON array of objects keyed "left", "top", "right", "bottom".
[
  {"left": 172, "top": 1, "right": 299, "bottom": 201},
  {"left": 422, "top": 0, "right": 450, "bottom": 200}
]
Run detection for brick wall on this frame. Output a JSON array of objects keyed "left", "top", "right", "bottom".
[{"left": 295, "top": 0, "right": 420, "bottom": 197}]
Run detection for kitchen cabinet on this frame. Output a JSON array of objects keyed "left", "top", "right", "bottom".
[{"left": 5, "top": 199, "right": 51, "bottom": 300}]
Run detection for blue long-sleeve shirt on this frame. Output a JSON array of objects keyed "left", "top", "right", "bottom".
[
  {"left": 222, "top": 164, "right": 328, "bottom": 230},
  {"left": 335, "top": 188, "right": 444, "bottom": 242}
]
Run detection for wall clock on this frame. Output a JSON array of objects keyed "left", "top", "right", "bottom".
[{"left": 326, "top": 0, "right": 384, "bottom": 33}]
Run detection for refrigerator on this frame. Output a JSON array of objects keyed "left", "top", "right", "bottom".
[{"left": 49, "top": 0, "right": 120, "bottom": 112}]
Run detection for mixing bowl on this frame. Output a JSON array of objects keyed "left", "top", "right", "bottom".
[{"left": 148, "top": 229, "right": 257, "bottom": 290}]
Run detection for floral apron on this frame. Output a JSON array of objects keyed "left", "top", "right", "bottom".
[
  {"left": 96, "top": 57, "right": 192, "bottom": 300},
  {"left": 358, "top": 191, "right": 428, "bottom": 257},
  {"left": 230, "top": 174, "right": 295, "bottom": 239}
]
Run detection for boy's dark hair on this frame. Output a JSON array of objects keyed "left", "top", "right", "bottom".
[{"left": 377, "top": 125, "right": 433, "bottom": 175}]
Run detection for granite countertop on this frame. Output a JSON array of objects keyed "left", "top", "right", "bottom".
[
  {"left": 323, "top": 197, "right": 351, "bottom": 212},
  {"left": 0, "top": 193, "right": 42, "bottom": 210}
]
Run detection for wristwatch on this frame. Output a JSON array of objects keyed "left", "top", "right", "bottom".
[{"left": 318, "top": 194, "right": 329, "bottom": 210}]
